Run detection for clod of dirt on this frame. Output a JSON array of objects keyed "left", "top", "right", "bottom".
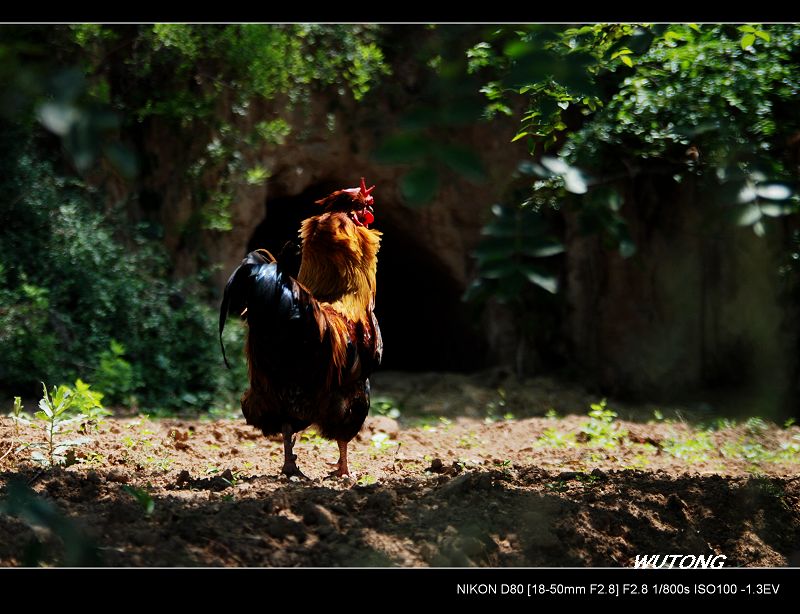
[
  {"left": 427, "top": 458, "right": 445, "bottom": 473},
  {"left": 175, "top": 470, "right": 191, "bottom": 486},
  {"left": 106, "top": 469, "right": 129, "bottom": 484},
  {"left": 302, "top": 503, "right": 338, "bottom": 528},
  {"left": 591, "top": 468, "right": 608, "bottom": 480},
  {"left": 364, "top": 416, "right": 400, "bottom": 438},
  {"left": 558, "top": 471, "right": 581, "bottom": 481}
]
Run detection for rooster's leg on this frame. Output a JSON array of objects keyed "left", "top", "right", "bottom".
[
  {"left": 280, "top": 423, "right": 307, "bottom": 479},
  {"left": 326, "top": 440, "right": 352, "bottom": 478}
]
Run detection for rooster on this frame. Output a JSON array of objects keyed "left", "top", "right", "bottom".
[{"left": 219, "top": 178, "right": 382, "bottom": 479}]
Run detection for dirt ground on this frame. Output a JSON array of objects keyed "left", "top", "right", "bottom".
[{"left": 1, "top": 371, "right": 799, "bottom": 567}]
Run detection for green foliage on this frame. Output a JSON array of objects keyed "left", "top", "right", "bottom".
[
  {"left": 0, "top": 134, "right": 247, "bottom": 410},
  {"left": 465, "top": 23, "right": 800, "bottom": 311},
  {"left": 465, "top": 203, "right": 563, "bottom": 303},
  {"left": 93, "top": 340, "right": 139, "bottom": 405}
]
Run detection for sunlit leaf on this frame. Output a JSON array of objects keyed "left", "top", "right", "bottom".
[
  {"left": 740, "top": 34, "right": 756, "bottom": 49},
  {"left": 756, "top": 183, "right": 792, "bottom": 201},
  {"left": 737, "top": 204, "right": 762, "bottom": 226},
  {"left": 36, "top": 102, "right": 79, "bottom": 136},
  {"left": 519, "top": 264, "right": 558, "bottom": 293},
  {"left": 540, "top": 156, "right": 569, "bottom": 175},
  {"left": 760, "top": 204, "right": 794, "bottom": 217},
  {"left": 737, "top": 185, "right": 757, "bottom": 204},
  {"left": 481, "top": 259, "right": 518, "bottom": 279},
  {"left": 564, "top": 168, "right": 589, "bottom": 194}
]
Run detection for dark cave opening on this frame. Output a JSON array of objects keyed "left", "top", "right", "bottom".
[{"left": 247, "top": 182, "right": 487, "bottom": 372}]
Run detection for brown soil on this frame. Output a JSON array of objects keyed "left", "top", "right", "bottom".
[{"left": 1, "top": 372, "right": 799, "bottom": 567}]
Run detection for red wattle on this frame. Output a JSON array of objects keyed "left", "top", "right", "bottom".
[{"left": 363, "top": 210, "right": 375, "bottom": 225}]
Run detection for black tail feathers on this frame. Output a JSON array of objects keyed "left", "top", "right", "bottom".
[{"left": 219, "top": 249, "right": 275, "bottom": 369}]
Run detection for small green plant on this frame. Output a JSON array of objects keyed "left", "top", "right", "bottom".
[
  {"left": 484, "top": 388, "right": 515, "bottom": 423},
  {"left": 545, "top": 408, "right": 559, "bottom": 419},
  {"left": 122, "top": 485, "right": 155, "bottom": 516},
  {"left": 371, "top": 396, "right": 402, "bottom": 419},
  {"left": 580, "top": 400, "right": 628, "bottom": 449},
  {"left": 662, "top": 431, "right": 715, "bottom": 463},
  {"left": 536, "top": 427, "right": 576, "bottom": 448},
  {"left": 24, "top": 381, "right": 107, "bottom": 468},
  {"left": 7, "top": 396, "right": 30, "bottom": 440},
  {"left": 370, "top": 432, "right": 397, "bottom": 456},
  {"left": 300, "top": 429, "right": 333, "bottom": 448},
  {"left": 457, "top": 432, "right": 482, "bottom": 449},
  {"left": 357, "top": 474, "right": 378, "bottom": 486}
]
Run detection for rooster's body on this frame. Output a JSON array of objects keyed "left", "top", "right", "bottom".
[{"left": 219, "top": 179, "right": 382, "bottom": 478}]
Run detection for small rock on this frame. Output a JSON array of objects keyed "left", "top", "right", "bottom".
[{"left": 220, "top": 469, "right": 234, "bottom": 482}]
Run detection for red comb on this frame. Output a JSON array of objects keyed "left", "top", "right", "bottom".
[{"left": 360, "top": 177, "right": 375, "bottom": 197}]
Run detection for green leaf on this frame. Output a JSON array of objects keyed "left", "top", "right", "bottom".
[
  {"left": 462, "top": 278, "right": 491, "bottom": 303},
  {"left": 437, "top": 145, "right": 486, "bottom": 183},
  {"left": 474, "top": 240, "right": 517, "bottom": 265},
  {"left": 664, "top": 31, "right": 685, "bottom": 42},
  {"left": 123, "top": 486, "right": 155, "bottom": 516},
  {"left": 511, "top": 131, "right": 529, "bottom": 143},
  {"left": 619, "top": 239, "right": 637, "bottom": 259},
  {"left": 400, "top": 166, "right": 439, "bottom": 206},
  {"left": 620, "top": 55, "right": 634, "bottom": 68},
  {"left": 740, "top": 34, "right": 756, "bottom": 49},
  {"left": 755, "top": 30, "right": 770, "bottom": 42},
  {"left": 480, "top": 260, "right": 519, "bottom": 280},
  {"left": 521, "top": 240, "right": 565, "bottom": 258},
  {"left": 373, "top": 135, "right": 430, "bottom": 164},
  {"left": 737, "top": 25, "right": 756, "bottom": 33}
]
